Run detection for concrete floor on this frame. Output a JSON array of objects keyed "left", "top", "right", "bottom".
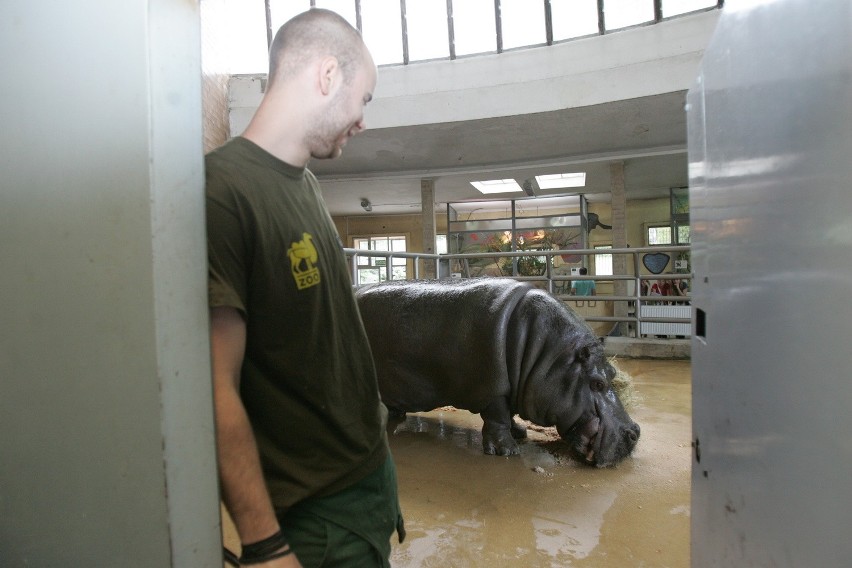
[{"left": 223, "top": 359, "right": 692, "bottom": 567}]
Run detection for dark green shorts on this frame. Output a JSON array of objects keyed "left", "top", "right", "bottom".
[{"left": 276, "top": 455, "right": 405, "bottom": 567}]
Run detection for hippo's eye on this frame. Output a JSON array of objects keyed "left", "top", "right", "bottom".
[{"left": 590, "top": 378, "right": 606, "bottom": 392}]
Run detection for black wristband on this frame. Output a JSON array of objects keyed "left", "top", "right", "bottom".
[{"left": 240, "top": 530, "right": 292, "bottom": 565}]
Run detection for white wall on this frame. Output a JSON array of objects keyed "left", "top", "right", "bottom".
[
  {"left": 230, "top": 10, "right": 720, "bottom": 134},
  {"left": 0, "top": 1, "right": 221, "bottom": 565}
]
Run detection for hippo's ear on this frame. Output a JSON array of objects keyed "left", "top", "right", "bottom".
[{"left": 577, "top": 345, "right": 592, "bottom": 362}]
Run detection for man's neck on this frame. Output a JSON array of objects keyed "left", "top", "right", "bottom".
[{"left": 242, "top": 98, "right": 310, "bottom": 168}]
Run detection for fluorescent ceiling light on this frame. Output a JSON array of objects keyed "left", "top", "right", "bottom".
[
  {"left": 470, "top": 179, "right": 523, "bottom": 194},
  {"left": 535, "top": 172, "right": 586, "bottom": 189}
]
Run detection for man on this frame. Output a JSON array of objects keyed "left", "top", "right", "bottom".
[
  {"left": 205, "top": 9, "right": 403, "bottom": 567},
  {"left": 570, "top": 266, "right": 596, "bottom": 296}
]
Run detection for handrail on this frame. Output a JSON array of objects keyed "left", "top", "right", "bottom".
[{"left": 343, "top": 245, "right": 692, "bottom": 338}]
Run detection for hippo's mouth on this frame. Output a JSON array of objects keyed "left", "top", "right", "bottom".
[
  {"left": 559, "top": 397, "right": 640, "bottom": 467},
  {"left": 564, "top": 400, "right": 606, "bottom": 466},
  {"left": 581, "top": 420, "right": 602, "bottom": 464},
  {"left": 580, "top": 401, "right": 604, "bottom": 465}
]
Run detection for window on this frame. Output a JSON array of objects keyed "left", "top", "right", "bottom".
[
  {"left": 227, "top": 0, "right": 275, "bottom": 74},
  {"left": 647, "top": 222, "right": 690, "bottom": 245},
  {"left": 361, "top": 0, "right": 404, "bottom": 66},
  {"left": 663, "top": 0, "right": 717, "bottom": 18},
  {"left": 452, "top": 0, "right": 497, "bottom": 56},
  {"left": 224, "top": 0, "right": 722, "bottom": 73},
  {"left": 551, "top": 0, "right": 600, "bottom": 40},
  {"left": 407, "top": 0, "right": 450, "bottom": 62},
  {"left": 436, "top": 234, "right": 448, "bottom": 255},
  {"left": 647, "top": 224, "right": 673, "bottom": 246},
  {"left": 353, "top": 236, "right": 407, "bottom": 284},
  {"left": 500, "top": 0, "right": 546, "bottom": 50},
  {"left": 603, "top": 0, "right": 654, "bottom": 30},
  {"left": 595, "top": 245, "right": 613, "bottom": 276}
]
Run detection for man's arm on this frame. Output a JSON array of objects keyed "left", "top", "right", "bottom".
[{"left": 210, "top": 306, "right": 302, "bottom": 567}]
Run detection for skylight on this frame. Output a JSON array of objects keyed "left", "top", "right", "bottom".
[
  {"left": 470, "top": 179, "right": 523, "bottom": 194},
  {"left": 535, "top": 172, "right": 586, "bottom": 190}
]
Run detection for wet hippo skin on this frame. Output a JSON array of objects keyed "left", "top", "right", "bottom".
[{"left": 356, "top": 278, "right": 640, "bottom": 467}]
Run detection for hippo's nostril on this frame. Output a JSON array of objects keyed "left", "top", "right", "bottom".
[{"left": 625, "top": 424, "right": 640, "bottom": 444}]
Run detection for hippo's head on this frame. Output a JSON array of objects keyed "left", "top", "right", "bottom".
[
  {"left": 511, "top": 290, "right": 640, "bottom": 467},
  {"left": 527, "top": 340, "right": 640, "bottom": 467},
  {"left": 552, "top": 350, "right": 640, "bottom": 467}
]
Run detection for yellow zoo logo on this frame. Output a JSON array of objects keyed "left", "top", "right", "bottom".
[{"left": 288, "top": 233, "right": 321, "bottom": 290}]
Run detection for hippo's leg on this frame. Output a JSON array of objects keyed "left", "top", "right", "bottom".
[
  {"left": 510, "top": 417, "right": 528, "bottom": 440},
  {"left": 387, "top": 407, "right": 406, "bottom": 421},
  {"left": 386, "top": 407, "right": 407, "bottom": 433},
  {"left": 481, "top": 397, "right": 520, "bottom": 456}
]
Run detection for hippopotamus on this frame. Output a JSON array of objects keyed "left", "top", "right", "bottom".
[{"left": 355, "top": 278, "right": 640, "bottom": 467}]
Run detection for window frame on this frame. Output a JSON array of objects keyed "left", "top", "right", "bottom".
[{"left": 352, "top": 235, "right": 408, "bottom": 284}]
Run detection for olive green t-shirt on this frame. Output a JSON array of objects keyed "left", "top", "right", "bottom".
[{"left": 205, "top": 137, "right": 388, "bottom": 509}]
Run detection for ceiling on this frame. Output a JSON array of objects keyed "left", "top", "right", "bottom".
[{"left": 312, "top": 91, "right": 691, "bottom": 217}]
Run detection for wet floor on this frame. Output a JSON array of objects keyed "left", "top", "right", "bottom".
[
  {"left": 223, "top": 359, "right": 692, "bottom": 567},
  {"left": 388, "top": 359, "right": 692, "bottom": 568}
]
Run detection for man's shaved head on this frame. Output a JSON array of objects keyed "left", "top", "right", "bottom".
[{"left": 267, "top": 9, "right": 368, "bottom": 89}]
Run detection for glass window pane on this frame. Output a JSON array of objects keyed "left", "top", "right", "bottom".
[
  {"left": 314, "top": 0, "right": 357, "bottom": 27},
  {"left": 594, "top": 245, "right": 613, "bottom": 276},
  {"left": 407, "top": 0, "right": 450, "bottom": 62},
  {"left": 501, "top": 0, "right": 546, "bottom": 50},
  {"left": 677, "top": 225, "right": 691, "bottom": 244},
  {"left": 551, "top": 0, "right": 599, "bottom": 40},
  {"left": 648, "top": 226, "right": 672, "bottom": 245},
  {"left": 358, "top": 268, "right": 380, "bottom": 285},
  {"left": 452, "top": 0, "right": 497, "bottom": 56},
  {"left": 390, "top": 237, "right": 407, "bottom": 252},
  {"left": 663, "top": 0, "right": 717, "bottom": 18},
  {"left": 361, "top": 0, "right": 404, "bottom": 65},
  {"left": 604, "top": 0, "right": 654, "bottom": 31},
  {"left": 436, "top": 234, "right": 448, "bottom": 254},
  {"left": 226, "top": 0, "right": 276, "bottom": 74},
  {"left": 354, "top": 238, "right": 369, "bottom": 265}
]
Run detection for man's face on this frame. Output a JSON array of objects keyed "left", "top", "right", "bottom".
[{"left": 309, "top": 53, "right": 377, "bottom": 160}]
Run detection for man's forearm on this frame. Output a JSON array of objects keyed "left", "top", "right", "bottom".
[
  {"left": 209, "top": 307, "right": 301, "bottom": 566},
  {"left": 215, "top": 384, "right": 280, "bottom": 543}
]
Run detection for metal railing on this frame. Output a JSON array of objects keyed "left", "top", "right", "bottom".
[{"left": 344, "top": 245, "right": 691, "bottom": 338}]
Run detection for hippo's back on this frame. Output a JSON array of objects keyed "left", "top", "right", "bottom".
[{"left": 355, "top": 279, "right": 530, "bottom": 411}]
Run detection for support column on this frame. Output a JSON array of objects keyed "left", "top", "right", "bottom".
[
  {"left": 610, "top": 161, "right": 629, "bottom": 335},
  {"left": 1, "top": 1, "right": 220, "bottom": 564},
  {"left": 421, "top": 179, "right": 437, "bottom": 279}
]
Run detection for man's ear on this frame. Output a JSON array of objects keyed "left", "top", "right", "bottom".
[{"left": 318, "top": 56, "right": 339, "bottom": 96}]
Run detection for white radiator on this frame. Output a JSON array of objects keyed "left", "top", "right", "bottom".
[{"left": 640, "top": 305, "right": 691, "bottom": 337}]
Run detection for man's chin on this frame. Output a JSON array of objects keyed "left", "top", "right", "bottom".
[{"left": 311, "top": 146, "right": 343, "bottom": 161}]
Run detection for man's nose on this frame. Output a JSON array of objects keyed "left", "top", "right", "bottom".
[{"left": 352, "top": 117, "right": 366, "bottom": 135}]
